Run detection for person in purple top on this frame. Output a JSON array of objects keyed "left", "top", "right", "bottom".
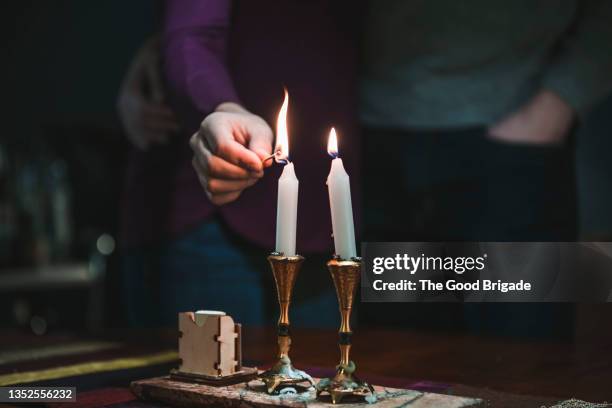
[{"left": 118, "top": 1, "right": 360, "bottom": 327}]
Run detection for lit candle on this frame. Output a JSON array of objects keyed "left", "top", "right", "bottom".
[
  {"left": 326, "top": 128, "right": 356, "bottom": 259},
  {"left": 274, "top": 90, "right": 299, "bottom": 256}
]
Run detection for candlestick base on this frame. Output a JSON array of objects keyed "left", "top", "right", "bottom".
[
  {"left": 259, "top": 355, "right": 315, "bottom": 394},
  {"left": 316, "top": 361, "right": 375, "bottom": 404}
]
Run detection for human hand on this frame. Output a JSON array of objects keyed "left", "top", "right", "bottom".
[
  {"left": 190, "top": 102, "right": 274, "bottom": 205},
  {"left": 488, "top": 90, "right": 575, "bottom": 146},
  {"left": 117, "top": 36, "right": 179, "bottom": 150}
]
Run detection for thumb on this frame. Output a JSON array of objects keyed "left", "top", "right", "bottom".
[{"left": 248, "top": 125, "right": 274, "bottom": 167}]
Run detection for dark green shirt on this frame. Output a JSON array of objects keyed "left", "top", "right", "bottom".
[{"left": 361, "top": 0, "right": 612, "bottom": 128}]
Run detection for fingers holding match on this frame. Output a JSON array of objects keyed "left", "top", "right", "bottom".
[
  {"left": 189, "top": 105, "right": 275, "bottom": 206},
  {"left": 191, "top": 134, "right": 264, "bottom": 180}
]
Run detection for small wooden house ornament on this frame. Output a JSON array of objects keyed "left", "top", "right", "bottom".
[{"left": 172, "top": 310, "right": 257, "bottom": 385}]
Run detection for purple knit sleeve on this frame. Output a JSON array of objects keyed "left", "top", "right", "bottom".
[{"left": 162, "top": 0, "right": 240, "bottom": 116}]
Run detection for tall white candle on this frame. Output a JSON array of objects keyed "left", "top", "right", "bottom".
[
  {"left": 274, "top": 89, "right": 299, "bottom": 256},
  {"left": 275, "top": 162, "right": 299, "bottom": 256},
  {"left": 326, "top": 128, "right": 357, "bottom": 259}
]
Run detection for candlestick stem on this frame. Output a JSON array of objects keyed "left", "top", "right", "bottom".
[{"left": 258, "top": 253, "right": 314, "bottom": 394}]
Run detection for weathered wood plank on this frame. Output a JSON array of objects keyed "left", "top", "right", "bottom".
[{"left": 131, "top": 376, "right": 482, "bottom": 408}]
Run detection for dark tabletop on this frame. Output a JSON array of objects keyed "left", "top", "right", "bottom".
[{"left": 1, "top": 327, "right": 611, "bottom": 407}]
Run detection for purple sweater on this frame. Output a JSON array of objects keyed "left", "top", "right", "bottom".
[{"left": 121, "top": 0, "right": 360, "bottom": 253}]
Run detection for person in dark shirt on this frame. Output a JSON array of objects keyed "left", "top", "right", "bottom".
[
  {"left": 361, "top": 0, "right": 612, "bottom": 242},
  {"left": 117, "top": 0, "right": 360, "bottom": 327},
  {"left": 359, "top": 0, "right": 612, "bottom": 336}
]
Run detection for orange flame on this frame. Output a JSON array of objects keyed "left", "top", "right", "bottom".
[
  {"left": 275, "top": 89, "right": 289, "bottom": 163},
  {"left": 327, "top": 127, "right": 338, "bottom": 158}
]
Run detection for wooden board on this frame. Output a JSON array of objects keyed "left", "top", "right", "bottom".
[
  {"left": 131, "top": 376, "right": 482, "bottom": 407},
  {"left": 170, "top": 367, "right": 258, "bottom": 386}
]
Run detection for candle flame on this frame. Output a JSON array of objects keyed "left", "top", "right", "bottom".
[
  {"left": 327, "top": 127, "right": 339, "bottom": 158},
  {"left": 275, "top": 89, "right": 289, "bottom": 163}
]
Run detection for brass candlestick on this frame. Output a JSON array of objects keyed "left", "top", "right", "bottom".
[
  {"left": 316, "top": 257, "right": 375, "bottom": 404},
  {"left": 258, "top": 253, "right": 314, "bottom": 394}
]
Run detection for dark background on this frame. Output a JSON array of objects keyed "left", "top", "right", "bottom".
[{"left": 1, "top": 1, "right": 157, "bottom": 331}]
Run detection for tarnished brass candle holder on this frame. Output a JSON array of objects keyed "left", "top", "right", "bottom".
[
  {"left": 258, "top": 253, "right": 314, "bottom": 394},
  {"left": 316, "top": 257, "right": 375, "bottom": 404}
]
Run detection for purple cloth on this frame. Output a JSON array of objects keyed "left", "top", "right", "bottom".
[{"left": 121, "top": 0, "right": 360, "bottom": 253}]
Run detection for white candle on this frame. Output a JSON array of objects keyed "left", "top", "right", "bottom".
[
  {"left": 275, "top": 162, "right": 299, "bottom": 256},
  {"left": 274, "top": 89, "right": 299, "bottom": 256},
  {"left": 326, "top": 128, "right": 357, "bottom": 259}
]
